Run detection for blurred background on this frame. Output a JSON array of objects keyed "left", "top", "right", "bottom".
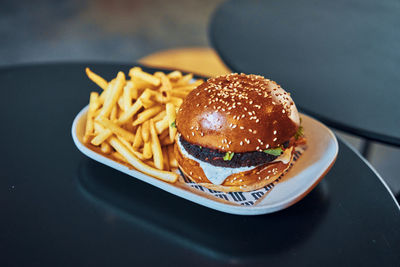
[
  {"left": 0, "top": 0, "right": 223, "bottom": 65},
  {"left": 1, "top": 0, "right": 399, "bottom": 197}
]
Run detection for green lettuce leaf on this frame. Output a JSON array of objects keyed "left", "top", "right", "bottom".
[
  {"left": 223, "top": 152, "right": 234, "bottom": 161},
  {"left": 263, "top": 147, "right": 283, "bottom": 156}
]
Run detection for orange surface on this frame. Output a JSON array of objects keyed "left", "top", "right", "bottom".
[{"left": 138, "top": 47, "right": 231, "bottom": 77}]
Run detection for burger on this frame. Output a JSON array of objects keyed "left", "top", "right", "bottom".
[{"left": 174, "top": 73, "right": 304, "bottom": 192}]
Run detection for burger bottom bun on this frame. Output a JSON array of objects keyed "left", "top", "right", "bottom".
[{"left": 175, "top": 143, "right": 294, "bottom": 192}]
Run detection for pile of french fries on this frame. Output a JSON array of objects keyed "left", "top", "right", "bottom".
[{"left": 83, "top": 67, "right": 203, "bottom": 183}]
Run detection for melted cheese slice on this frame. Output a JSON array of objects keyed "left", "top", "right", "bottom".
[
  {"left": 177, "top": 139, "right": 293, "bottom": 185},
  {"left": 271, "top": 146, "right": 293, "bottom": 164}
]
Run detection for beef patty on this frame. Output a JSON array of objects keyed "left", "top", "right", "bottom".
[{"left": 179, "top": 136, "right": 289, "bottom": 168}]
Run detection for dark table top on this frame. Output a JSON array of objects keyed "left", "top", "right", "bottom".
[
  {"left": 209, "top": 0, "right": 400, "bottom": 146},
  {"left": 1, "top": 63, "right": 399, "bottom": 266}
]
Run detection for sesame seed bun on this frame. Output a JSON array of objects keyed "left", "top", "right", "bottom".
[{"left": 176, "top": 73, "right": 300, "bottom": 153}]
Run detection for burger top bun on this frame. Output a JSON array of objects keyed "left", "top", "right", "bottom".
[{"left": 176, "top": 73, "right": 300, "bottom": 153}]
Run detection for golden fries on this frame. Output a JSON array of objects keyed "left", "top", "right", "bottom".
[
  {"left": 149, "top": 119, "right": 163, "bottom": 170},
  {"left": 86, "top": 68, "right": 108, "bottom": 90},
  {"left": 166, "top": 103, "right": 177, "bottom": 142},
  {"left": 83, "top": 66, "right": 202, "bottom": 183},
  {"left": 129, "top": 67, "right": 160, "bottom": 86},
  {"left": 132, "top": 106, "right": 162, "bottom": 126},
  {"left": 96, "top": 117, "right": 135, "bottom": 142},
  {"left": 83, "top": 92, "right": 100, "bottom": 143},
  {"left": 132, "top": 125, "right": 143, "bottom": 148},
  {"left": 97, "top": 72, "right": 125, "bottom": 119}
]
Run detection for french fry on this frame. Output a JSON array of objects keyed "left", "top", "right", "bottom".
[
  {"left": 99, "top": 79, "right": 115, "bottom": 104},
  {"left": 175, "top": 73, "right": 193, "bottom": 86},
  {"left": 173, "top": 79, "right": 203, "bottom": 91},
  {"left": 169, "top": 97, "right": 183, "bottom": 107},
  {"left": 131, "top": 76, "right": 152, "bottom": 90},
  {"left": 152, "top": 110, "right": 167, "bottom": 122},
  {"left": 141, "top": 98, "right": 155, "bottom": 109},
  {"left": 141, "top": 121, "right": 150, "bottom": 142},
  {"left": 132, "top": 106, "right": 162, "bottom": 126},
  {"left": 155, "top": 116, "right": 169, "bottom": 134},
  {"left": 167, "top": 145, "right": 178, "bottom": 168},
  {"left": 108, "top": 137, "right": 179, "bottom": 183},
  {"left": 91, "top": 128, "right": 112, "bottom": 146},
  {"left": 101, "top": 142, "right": 111, "bottom": 154},
  {"left": 130, "top": 81, "right": 139, "bottom": 100},
  {"left": 117, "top": 95, "right": 124, "bottom": 111},
  {"left": 86, "top": 68, "right": 108, "bottom": 90},
  {"left": 93, "top": 122, "right": 104, "bottom": 133},
  {"left": 123, "top": 81, "right": 133, "bottom": 111},
  {"left": 155, "top": 72, "right": 172, "bottom": 92},
  {"left": 144, "top": 160, "right": 156, "bottom": 168},
  {"left": 118, "top": 99, "right": 143, "bottom": 124},
  {"left": 129, "top": 67, "right": 160, "bottom": 86},
  {"left": 132, "top": 125, "right": 143, "bottom": 148},
  {"left": 167, "top": 70, "right": 182, "bottom": 81},
  {"left": 138, "top": 89, "right": 153, "bottom": 101},
  {"left": 166, "top": 103, "right": 177, "bottom": 142},
  {"left": 162, "top": 147, "right": 170, "bottom": 171},
  {"left": 170, "top": 90, "right": 190, "bottom": 98},
  {"left": 116, "top": 135, "right": 145, "bottom": 160},
  {"left": 149, "top": 119, "right": 163, "bottom": 170},
  {"left": 96, "top": 117, "right": 135, "bottom": 142},
  {"left": 132, "top": 150, "right": 145, "bottom": 160},
  {"left": 159, "top": 90, "right": 171, "bottom": 103},
  {"left": 161, "top": 136, "right": 174, "bottom": 146},
  {"left": 158, "top": 129, "right": 169, "bottom": 140},
  {"left": 94, "top": 109, "right": 102, "bottom": 119},
  {"left": 142, "top": 141, "right": 152, "bottom": 159},
  {"left": 84, "top": 92, "right": 100, "bottom": 143},
  {"left": 97, "top": 72, "right": 125, "bottom": 119},
  {"left": 112, "top": 151, "right": 127, "bottom": 163},
  {"left": 110, "top": 105, "right": 117, "bottom": 121},
  {"left": 116, "top": 135, "right": 133, "bottom": 150}
]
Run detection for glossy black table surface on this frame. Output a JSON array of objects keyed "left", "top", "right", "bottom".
[
  {"left": 1, "top": 63, "right": 399, "bottom": 266},
  {"left": 210, "top": 0, "right": 400, "bottom": 146}
]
